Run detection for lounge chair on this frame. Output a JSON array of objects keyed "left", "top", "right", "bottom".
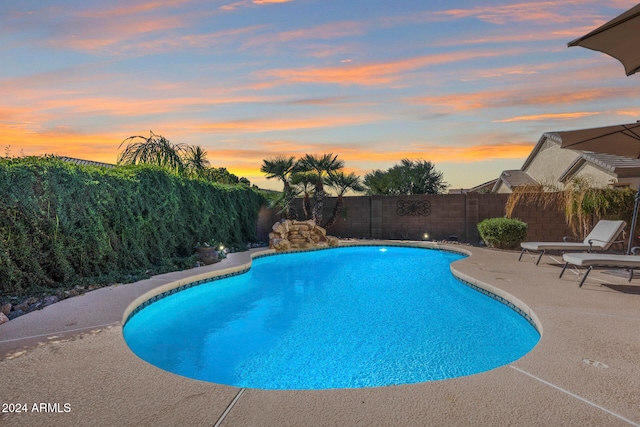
[
  {"left": 560, "top": 249, "right": 640, "bottom": 287},
  {"left": 518, "top": 220, "right": 626, "bottom": 265}
]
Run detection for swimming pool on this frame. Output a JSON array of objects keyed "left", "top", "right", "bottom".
[{"left": 123, "top": 245, "right": 540, "bottom": 390}]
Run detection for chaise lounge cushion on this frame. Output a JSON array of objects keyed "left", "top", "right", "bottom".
[
  {"left": 560, "top": 251, "right": 640, "bottom": 287},
  {"left": 521, "top": 241, "right": 596, "bottom": 251},
  {"left": 562, "top": 253, "right": 640, "bottom": 269},
  {"left": 521, "top": 219, "right": 626, "bottom": 252}
]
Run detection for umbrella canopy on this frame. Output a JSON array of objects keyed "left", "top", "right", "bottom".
[
  {"left": 556, "top": 122, "right": 640, "bottom": 158},
  {"left": 568, "top": 4, "right": 640, "bottom": 76}
]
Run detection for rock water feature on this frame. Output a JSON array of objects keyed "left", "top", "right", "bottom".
[{"left": 269, "top": 220, "right": 339, "bottom": 251}]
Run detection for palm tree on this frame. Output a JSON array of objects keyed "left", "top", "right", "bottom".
[
  {"left": 363, "top": 159, "right": 448, "bottom": 195},
  {"left": 118, "top": 131, "right": 185, "bottom": 173},
  {"left": 260, "top": 155, "right": 298, "bottom": 219},
  {"left": 183, "top": 145, "right": 210, "bottom": 179},
  {"left": 290, "top": 171, "right": 318, "bottom": 220},
  {"left": 324, "top": 172, "right": 364, "bottom": 228},
  {"left": 297, "top": 153, "right": 344, "bottom": 224}
]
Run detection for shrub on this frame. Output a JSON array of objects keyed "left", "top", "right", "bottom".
[
  {"left": 478, "top": 217, "right": 527, "bottom": 249},
  {"left": 0, "top": 156, "right": 265, "bottom": 297}
]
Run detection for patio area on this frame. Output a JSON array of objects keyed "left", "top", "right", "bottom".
[{"left": 1, "top": 242, "right": 639, "bottom": 426}]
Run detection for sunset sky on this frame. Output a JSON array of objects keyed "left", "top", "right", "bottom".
[{"left": 2, "top": 0, "right": 640, "bottom": 191}]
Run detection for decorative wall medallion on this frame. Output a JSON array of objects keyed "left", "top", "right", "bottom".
[{"left": 397, "top": 200, "right": 431, "bottom": 216}]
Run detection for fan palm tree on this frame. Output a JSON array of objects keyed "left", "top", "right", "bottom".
[
  {"left": 324, "top": 171, "right": 364, "bottom": 228},
  {"left": 117, "top": 131, "right": 185, "bottom": 173},
  {"left": 290, "top": 171, "right": 318, "bottom": 220},
  {"left": 260, "top": 155, "right": 298, "bottom": 219},
  {"left": 297, "top": 153, "right": 344, "bottom": 224},
  {"left": 183, "top": 145, "right": 210, "bottom": 179}
]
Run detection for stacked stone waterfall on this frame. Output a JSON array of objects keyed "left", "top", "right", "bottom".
[{"left": 269, "top": 220, "right": 339, "bottom": 251}]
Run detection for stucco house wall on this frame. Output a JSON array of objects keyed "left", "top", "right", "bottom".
[
  {"left": 569, "top": 162, "right": 618, "bottom": 187},
  {"left": 522, "top": 138, "right": 583, "bottom": 189},
  {"left": 495, "top": 184, "right": 511, "bottom": 194}
]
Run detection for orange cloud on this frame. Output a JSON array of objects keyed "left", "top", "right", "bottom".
[
  {"left": 427, "top": 2, "right": 595, "bottom": 25},
  {"left": 494, "top": 112, "right": 600, "bottom": 123},
  {"left": 50, "top": 16, "right": 188, "bottom": 54},
  {"left": 30, "top": 95, "right": 285, "bottom": 117},
  {"left": 77, "top": 1, "right": 192, "bottom": 19},
  {"left": 0, "top": 72, "right": 293, "bottom": 123},
  {"left": 196, "top": 138, "right": 534, "bottom": 189},
  {"left": 37, "top": 3, "right": 262, "bottom": 55},
  {"left": 0, "top": 123, "right": 121, "bottom": 163},
  {"left": 335, "top": 144, "right": 534, "bottom": 164},
  {"left": 435, "top": 25, "right": 597, "bottom": 47},
  {"left": 244, "top": 21, "right": 366, "bottom": 48},
  {"left": 410, "top": 85, "right": 639, "bottom": 112},
  {"left": 258, "top": 50, "right": 505, "bottom": 86},
  {"left": 187, "top": 140, "right": 535, "bottom": 188},
  {"left": 613, "top": 109, "right": 640, "bottom": 117},
  {"left": 253, "top": 0, "right": 293, "bottom": 4},
  {"left": 416, "top": 144, "right": 534, "bottom": 163},
  {"left": 184, "top": 114, "right": 386, "bottom": 134},
  {"left": 102, "top": 25, "right": 266, "bottom": 54},
  {"left": 179, "top": 26, "right": 266, "bottom": 48},
  {"left": 221, "top": 0, "right": 292, "bottom": 11},
  {"left": 206, "top": 141, "right": 534, "bottom": 169}
]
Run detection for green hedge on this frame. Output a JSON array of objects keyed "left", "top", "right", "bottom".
[
  {"left": 478, "top": 217, "right": 528, "bottom": 249},
  {"left": 0, "top": 157, "right": 265, "bottom": 296}
]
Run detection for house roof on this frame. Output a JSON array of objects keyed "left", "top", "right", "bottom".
[
  {"left": 491, "top": 170, "right": 536, "bottom": 192},
  {"left": 447, "top": 178, "right": 498, "bottom": 194},
  {"left": 560, "top": 152, "right": 640, "bottom": 182},
  {"left": 468, "top": 178, "right": 498, "bottom": 192},
  {"left": 58, "top": 156, "right": 116, "bottom": 169}
]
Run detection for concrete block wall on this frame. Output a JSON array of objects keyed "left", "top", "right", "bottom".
[
  {"left": 509, "top": 200, "right": 573, "bottom": 242},
  {"left": 256, "top": 193, "right": 579, "bottom": 244},
  {"left": 316, "top": 196, "right": 373, "bottom": 239},
  {"left": 378, "top": 194, "right": 466, "bottom": 241}
]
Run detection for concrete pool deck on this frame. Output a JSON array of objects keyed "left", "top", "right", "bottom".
[{"left": 1, "top": 242, "right": 639, "bottom": 426}]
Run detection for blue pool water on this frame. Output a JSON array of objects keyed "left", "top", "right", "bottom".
[{"left": 123, "top": 246, "right": 539, "bottom": 390}]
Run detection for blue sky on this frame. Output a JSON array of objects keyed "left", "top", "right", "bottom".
[{"left": 2, "top": 0, "right": 639, "bottom": 191}]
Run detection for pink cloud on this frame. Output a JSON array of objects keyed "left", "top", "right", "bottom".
[
  {"left": 220, "top": 0, "right": 292, "bottom": 11},
  {"left": 426, "top": 2, "right": 599, "bottom": 25},
  {"left": 494, "top": 112, "right": 601, "bottom": 123},
  {"left": 184, "top": 113, "right": 386, "bottom": 134},
  {"left": 244, "top": 21, "right": 366, "bottom": 47},
  {"left": 409, "top": 78, "right": 640, "bottom": 112},
  {"left": 258, "top": 50, "right": 506, "bottom": 86},
  {"left": 253, "top": 0, "right": 293, "bottom": 4},
  {"left": 77, "top": 0, "right": 193, "bottom": 19}
]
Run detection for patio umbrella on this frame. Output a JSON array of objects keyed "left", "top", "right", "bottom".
[
  {"left": 568, "top": 3, "right": 640, "bottom": 76},
  {"left": 555, "top": 122, "right": 640, "bottom": 254},
  {"left": 565, "top": 4, "right": 640, "bottom": 252},
  {"left": 557, "top": 122, "right": 640, "bottom": 157}
]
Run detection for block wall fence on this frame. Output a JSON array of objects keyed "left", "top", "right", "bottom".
[{"left": 256, "top": 193, "right": 575, "bottom": 245}]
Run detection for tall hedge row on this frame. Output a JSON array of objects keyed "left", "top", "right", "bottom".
[{"left": 0, "top": 157, "right": 265, "bottom": 295}]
